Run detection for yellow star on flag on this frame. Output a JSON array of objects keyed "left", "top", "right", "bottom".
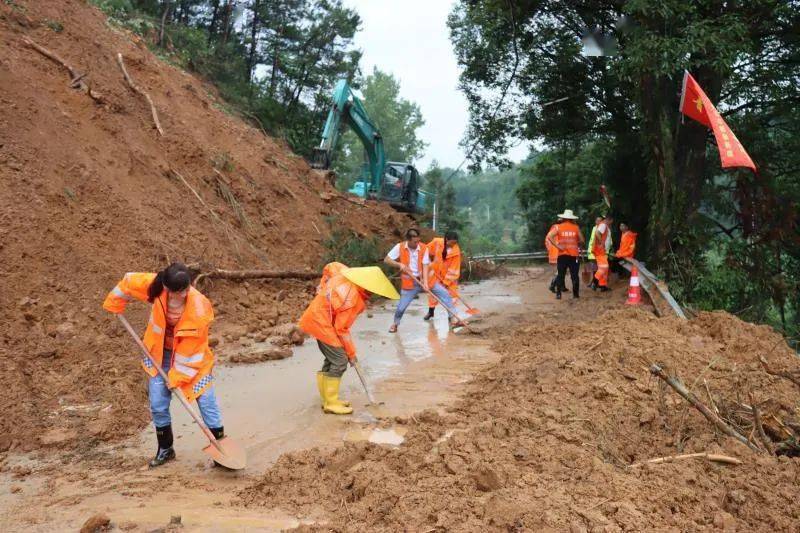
[{"left": 693, "top": 97, "right": 704, "bottom": 113}]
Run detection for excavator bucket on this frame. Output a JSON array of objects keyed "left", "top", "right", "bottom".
[{"left": 311, "top": 148, "right": 330, "bottom": 169}]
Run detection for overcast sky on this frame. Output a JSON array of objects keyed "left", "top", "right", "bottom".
[{"left": 341, "top": 0, "right": 529, "bottom": 171}]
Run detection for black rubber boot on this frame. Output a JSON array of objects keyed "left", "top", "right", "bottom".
[
  {"left": 149, "top": 425, "right": 175, "bottom": 468},
  {"left": 209, "top": 427, "right": 225, "bottom": 467},
  {"left": 599, "top": 286, "right": 611, "bottom": 292},
  {"left": 555, "top": 290, "right": 562, "bottom": 300},
  {"left": 548, "top": 276, "right": 557, "bottom": 293},
  {"left": 423, "top": 307, "right": 435, "bottom": 321}
]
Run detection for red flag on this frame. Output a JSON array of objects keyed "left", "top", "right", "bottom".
[{"left": 679, "top": 71, "right": 756, "bottom": 172}]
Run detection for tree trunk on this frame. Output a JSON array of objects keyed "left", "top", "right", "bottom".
[
  {"left": 220, "top": 0, "right": 234, "bottom": 45},
  {"left": 640, "top": 66, "right": 720, "bottom": 263},
  {"left": 246, "top": 0, "right": 261, "bottom": 87},
  {"left": 158, "top": 1, "right": 172, "bottom": 48},
  {"left": 207, "top": 0, "right": 221, "bottom": 43}
]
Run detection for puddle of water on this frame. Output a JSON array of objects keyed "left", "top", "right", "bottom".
[{"left": 344, "top": 427, "right": 407, "bottom": 446}]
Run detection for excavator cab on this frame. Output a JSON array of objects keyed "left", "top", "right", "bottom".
[{"left": 382, "top": 162, "right": 419, "bottom": 212}]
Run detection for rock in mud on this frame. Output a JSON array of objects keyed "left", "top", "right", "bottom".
[
  {"left": 79, "top": 513, "right": 111, "bottom": 533},
  {"left": 473, "top": 465, "right": 503, "bottom": 491}
]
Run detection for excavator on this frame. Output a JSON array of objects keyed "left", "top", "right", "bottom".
[{"left": 311, "top": 79, "right": 429, "bottom": 213}]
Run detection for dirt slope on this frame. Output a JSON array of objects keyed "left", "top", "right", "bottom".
[
  {"left": 239, "top": 305, "right": 800, "bottom": 531},
  {"left": 0, "top": 0, "right": 413, "bottom": 452}
]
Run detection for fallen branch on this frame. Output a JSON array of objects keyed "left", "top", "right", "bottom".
[
  {"left": 649, "top": 364, "right": 762, "bottom": 452},
  {"left": 200, "top": 269, "right": 318, "bottom": 281},
  {"left": 758, "top": 355, "right": 800, "bottom": 390},
  {"left": 750, "top": 391, "right": 775, "bottom": 455},
  {"left": 629, "top": 452, "right": 742, "bottom": 468},
  {"left": 116, "top": 53, "right": 164, "bottom": 136},
  {"left": 23, "top": 37, "right": 104, "bottom": 103}
]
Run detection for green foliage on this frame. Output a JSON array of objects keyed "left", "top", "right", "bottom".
[
  {"left": 333, "top": 68, "right": 426, "bottom": 190},
  {"left": 449, "top": 0, "right": 800, "bottom": 338},
  {"left": 320, "top": 228, "right": 387, "bottom": 273},
  {"left": 45, "top": 19, "right": 64, "bottom": 32},
  {"left": 92, "top": 0, "right": 360, "bottom": 158}
]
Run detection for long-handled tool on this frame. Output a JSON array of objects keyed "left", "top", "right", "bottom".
[
  {"left": 432, "top": 272, "right": 479, "bottom": 315},
  {"left": 409, "top": 274, "right": 475, "bottom": 333},
  {"left": 350, "top": 358, "right": 378, "bottom": 405},
  {"left": 452, "top": 289, "right": 480, "bottom": 315},
  {"left": 117, "top": 314, "right": 247, "bottom": 470}
]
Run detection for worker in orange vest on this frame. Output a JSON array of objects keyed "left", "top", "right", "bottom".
[
  {"left": 103, "top": 263, "right": 224, "bottom": 468},
  {"left": 592, "top": 214, "right": 613, "bottom": 292},
  {"left": 615, "top": 223, "right": 637, "bottom": 259},
  {"left": 423, "top": 230, "right": 461, "bottom": 321},
  {"left": 299, "top": 264, "right": 398, "bottom": 415},
  {"left": 385, "top": 228, "right": 458, "bottom": 332},
  {"left": 546, "top": 209, "right": 585, "bottom": 299},
  {"left": 545, "top": 220, "right": 565, "bottom": 293}
]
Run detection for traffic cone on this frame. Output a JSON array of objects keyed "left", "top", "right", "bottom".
[{"left": 626, "top": 266, "right": 642, "bottom": 305}]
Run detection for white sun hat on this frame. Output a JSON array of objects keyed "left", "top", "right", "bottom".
[{"left": 557, "top": 209, "right": 579, "bottom": 220}]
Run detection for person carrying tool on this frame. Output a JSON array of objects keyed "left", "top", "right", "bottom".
[
  {"left": 546, "top": 220, "right": 565, "bottom": 293},
  {"left": 103, "top": 263, "right": 224, "bottom": 468},
  {"left": 299, "top": 263, "right": 398, "bottom": 414},
  {"left": 587, "top": 216, "right": 613, "bottom": 289},
  {"left": 547, "top": 209, "right": 585, "bottom": 299},
  {"left": 423, "top": 230, "right": 461, "bottom": 321},
  {"left": 592, "top": 214, "right": 613, "bottom": 292},
  {"left": 385, "top": 228, "right": 458, "bottom": 332}
]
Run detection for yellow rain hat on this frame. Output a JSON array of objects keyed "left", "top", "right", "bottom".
[{"left": 342, "top": 266, "right": 400, "bottom": 300}]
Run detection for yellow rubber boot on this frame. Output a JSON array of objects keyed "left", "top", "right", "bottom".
[
  {"left": 317, "top": 372, "right": 350, "bottom": 409},
  {"left": 322, "top": 375, "right": 353, "bottom": 415}
]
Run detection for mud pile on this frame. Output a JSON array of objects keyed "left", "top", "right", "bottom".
[
  {"left": 0, "top": 0, "right": 413, "bottom": 452},
  {"left": 239, "top": 307, "right": 800, "bottom": 531}
]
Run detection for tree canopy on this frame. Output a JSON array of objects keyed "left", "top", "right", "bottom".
[{"left": 449, "top": 0, "right": 800, "bottom": 338}]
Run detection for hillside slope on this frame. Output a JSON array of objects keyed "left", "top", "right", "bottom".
[{"left": 0, "top": 0, "right": 413, "bottom": 451}]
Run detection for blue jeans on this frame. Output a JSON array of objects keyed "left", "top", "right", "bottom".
[
  {"left": 393, "top": 282, "right": 455, "bottom": 324},
  {"left": 148, "top": 350, "right": 223, "bottom": 429}
]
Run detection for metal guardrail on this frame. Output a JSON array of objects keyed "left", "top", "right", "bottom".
[{"left": 469, "top": 251, "right": 687, "bottom": 320}]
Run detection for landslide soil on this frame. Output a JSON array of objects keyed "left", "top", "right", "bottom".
[
  {"left": 0, "top": 0, "right": 414, "bottom": 453},
  {"left": 240, "top": 302, "right": 800, "bottom": 531}
]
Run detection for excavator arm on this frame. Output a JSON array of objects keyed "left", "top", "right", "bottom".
[{"left": 312, "top": 79, "right": 386, "bottom": 196}]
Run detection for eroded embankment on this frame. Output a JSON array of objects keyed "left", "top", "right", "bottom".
[{"left": 238, "top": 305, "right": 800, "bottom": 532}]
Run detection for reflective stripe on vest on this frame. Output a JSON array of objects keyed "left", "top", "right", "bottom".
[
  {"left": 111, "top": 286, "right": 131, "bottom": 300},
  {"left": 174, "top": 362, "right": 199, "bottom": 378},
  {"left": 193, "top": 374, "right": 213, "bottom": 394},
  {"left": 175, "top": 351, "right": 204, "bottom": 365}
]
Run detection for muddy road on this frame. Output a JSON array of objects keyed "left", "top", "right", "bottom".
[{"left": 0, "top": 268, "right": 553, "bottom": 531}]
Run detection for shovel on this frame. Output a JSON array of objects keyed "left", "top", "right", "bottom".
[
  {"left": 117, "top": 314, "right": 247, "bottom": 470},
  {"left": 453, "top": 290, "right": 480, "bottom": 315},
  {"left": 350, "top": 357, "right": 379, "bottom": 405},
  {"left": 409, "top": 274, "right": 475, "bottom": 333}
]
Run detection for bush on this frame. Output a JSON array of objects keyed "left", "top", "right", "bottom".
[{"left": 320, "top": 229, "right": 388, "bottom": 273}]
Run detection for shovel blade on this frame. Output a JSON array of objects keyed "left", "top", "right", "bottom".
[
  {"left": 202, "top": 436, "right": 247, "bottom": 470},
  {"left": 466, "top": 308, "right": 480, "bottom": 315}
]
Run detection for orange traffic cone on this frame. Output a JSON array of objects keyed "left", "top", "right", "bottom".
[{"left": 626, "top": 266, "right": 642, "bottom": 305}]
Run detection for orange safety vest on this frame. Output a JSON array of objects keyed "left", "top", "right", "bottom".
[
  {"left": 103, "top": 272, "right": 216, "bottom": 402},
  {"left": 398, "top": 241, "right": 427, "bottom": 290},
  {"left": 592, "top": 223, "right": 610, "bottom": 258},
  {"left": 545, "top": 224, "right": 559, "bottom": 264},
  {"left": 317, "top": 261, "right": 348, "bottom": 293},
  {"left": 427, "top": 237, "right": 461, "bottom": 288},
  {"left": 616, "top": 231, "right": 637, "bottom": 258},
  {"left": 298, "top": 273, "right": 366, "bottom": 359},
  {"left": 555, "top": 222, "right": 580, "bottom": 256}
]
